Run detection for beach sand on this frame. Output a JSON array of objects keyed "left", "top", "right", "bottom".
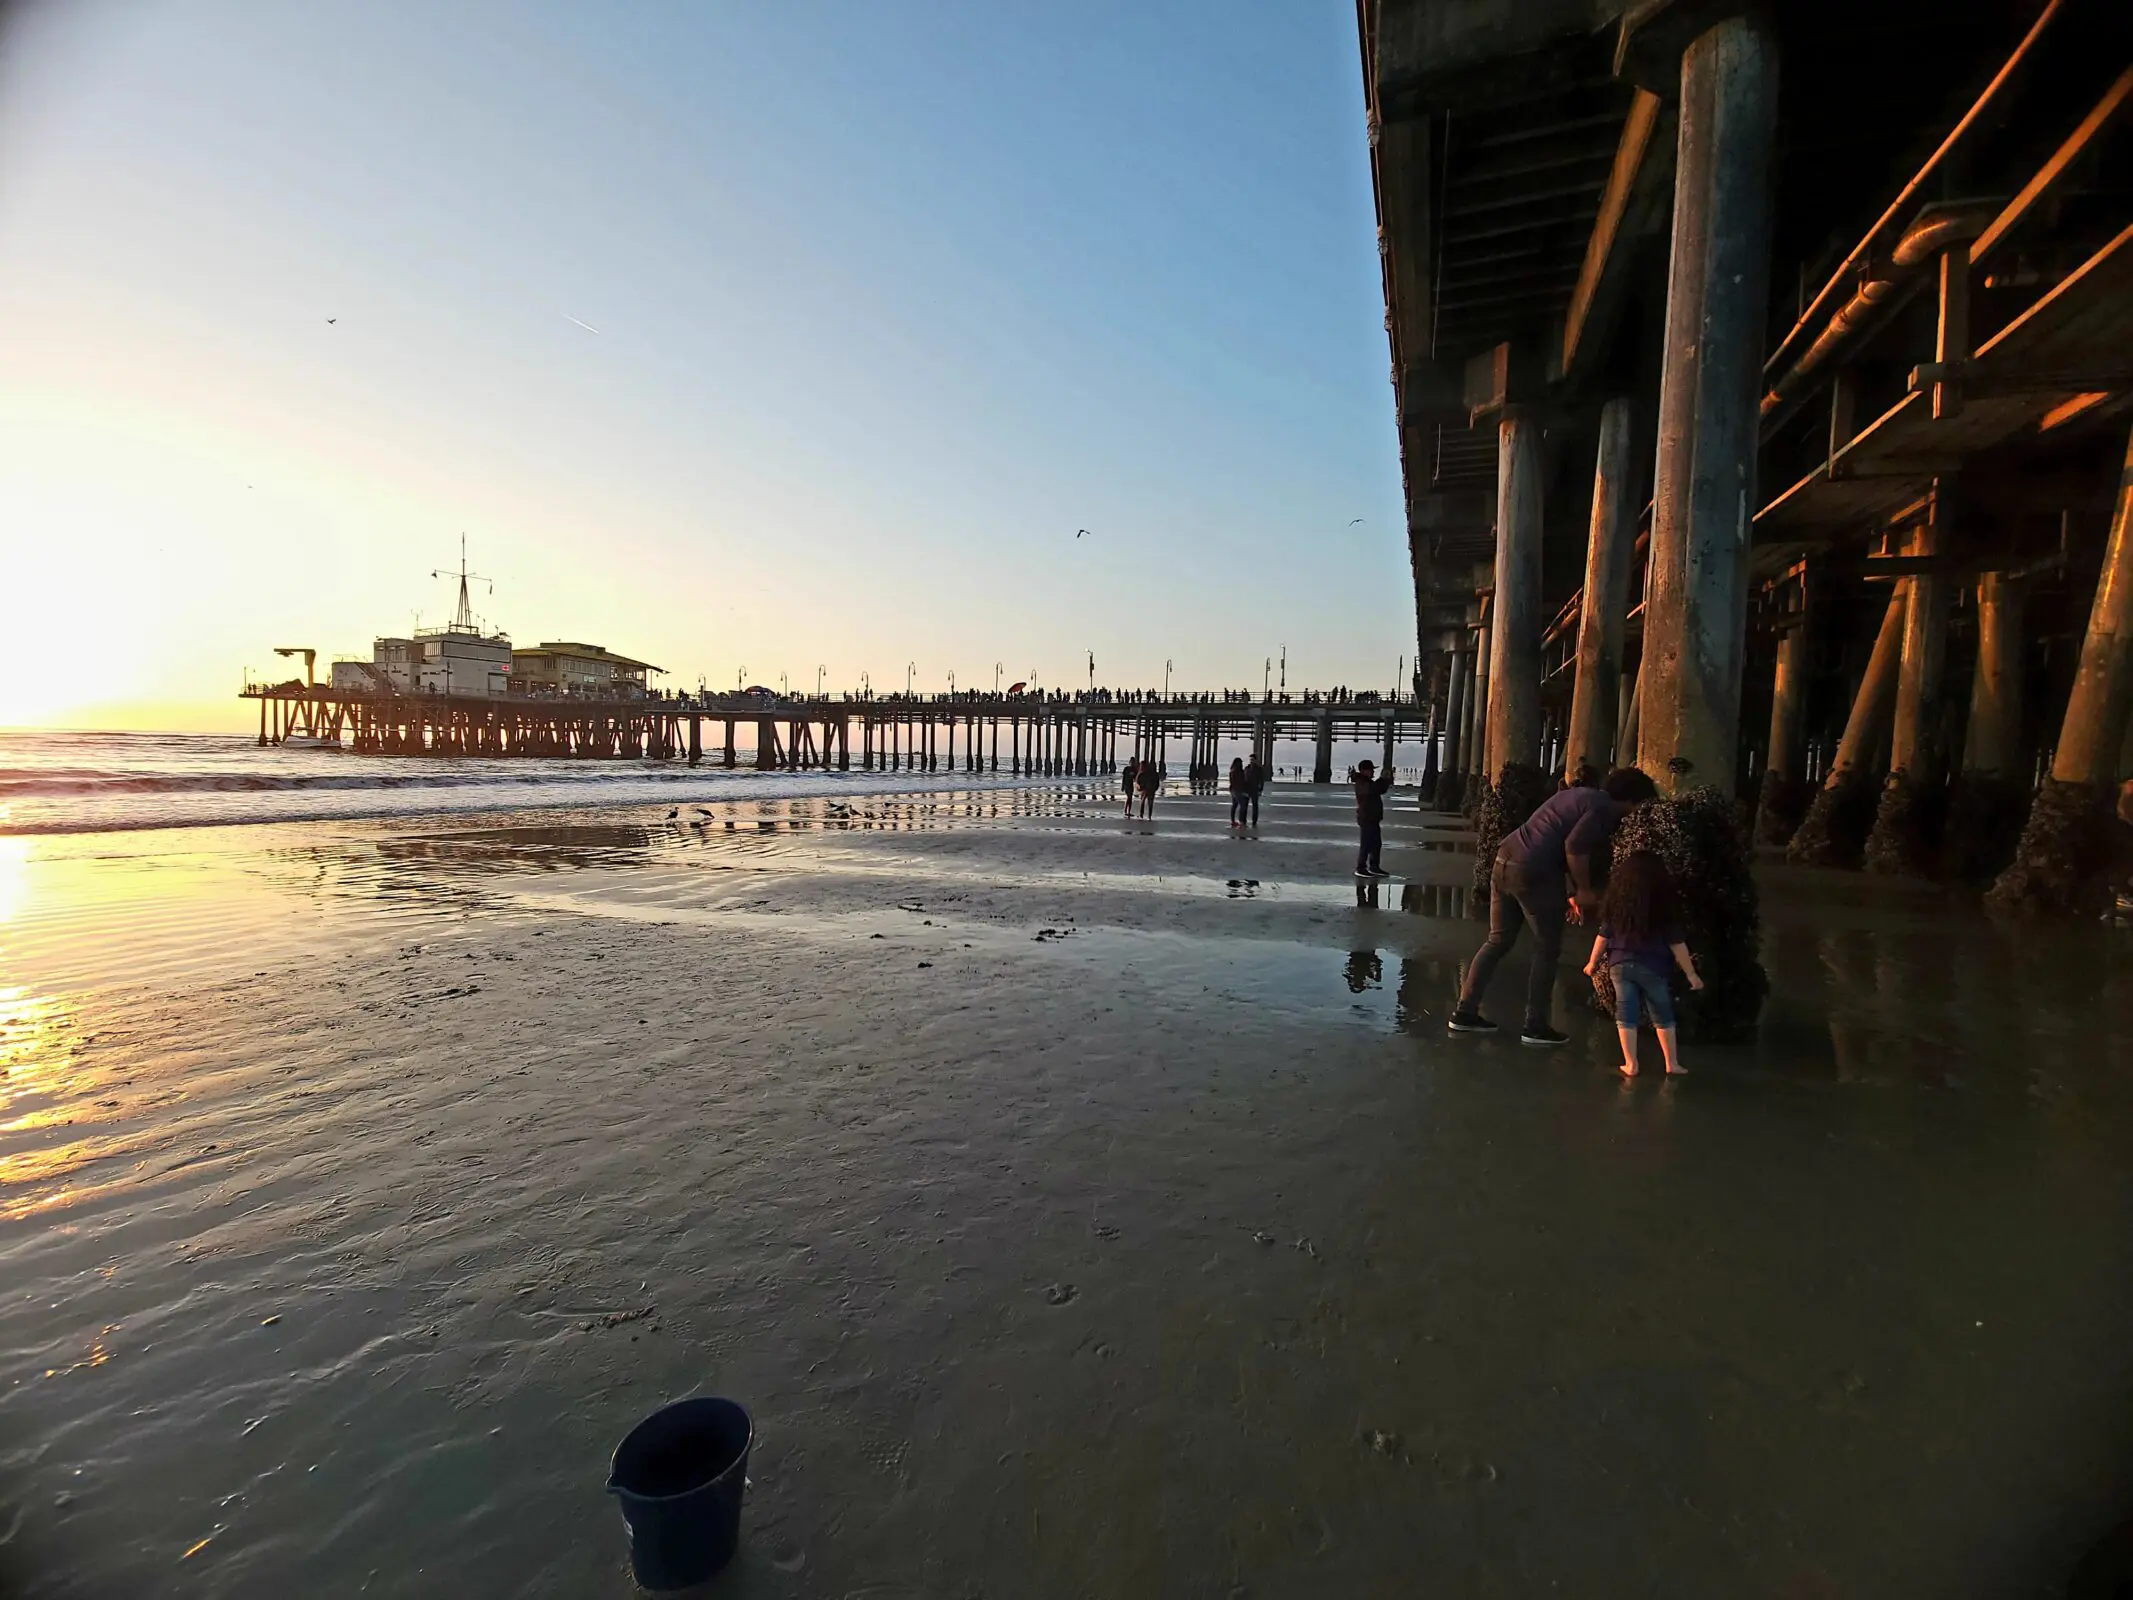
[{"left": 5, "top": 783, "right": 2133, "bottom": 1596}]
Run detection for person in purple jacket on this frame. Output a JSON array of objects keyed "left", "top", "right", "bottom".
[{"left": 1447, "top": 766, "right": 1658, "bottom": 1046}]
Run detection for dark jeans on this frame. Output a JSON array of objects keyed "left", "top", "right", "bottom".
[
  {"left": 1230, "top": 792, "right": 1249, "bottom": 824},
  {"left": 1457, "top": 859, "right": 1566, "bottom": 1029},
  {"left": 1248, "top": 791, "right": 1261, "bottom": 825},
  {"left": 1356, "top": 820, "right": 1383, "bottom": 874}
]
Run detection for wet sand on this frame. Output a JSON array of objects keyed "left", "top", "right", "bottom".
[{"left": 5, "top": 784, "right": 2133, "bottom": 1597}]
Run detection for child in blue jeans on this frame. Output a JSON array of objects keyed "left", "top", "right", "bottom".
[{"left": 1581, "top": 850, "right": 1703, "bottom": 1077}]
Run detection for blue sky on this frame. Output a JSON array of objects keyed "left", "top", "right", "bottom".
[{"left": 0, "top": 1, "right": 1409, "bottom": 727}]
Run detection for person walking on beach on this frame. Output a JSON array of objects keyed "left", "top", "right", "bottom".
[
  {"left": 1581, "top": 850, "right": 1703, "bottom": 1076},
  {"left": 1228, "top": 757, "right": 1249, "bottom": 827},
  {"left": 1352, "top": 759, "right": 1394, "bottom": 877},
  {"left": 1448, "top": 767, "right": 1658, "bottom": 1046},
  {"left": 1243, "top": 753, "right": 1266, "bottom": 827},
  {"left": 1122, "top": 759, "right": 1139, "bottom": 817},
  {"left": 1136, "top": 756, "right": 1160, "bottom": 819}
]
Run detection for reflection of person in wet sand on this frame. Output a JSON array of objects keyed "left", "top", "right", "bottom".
[{"left": 1136, "top": 757, "right": 1160, "bottom": 819}]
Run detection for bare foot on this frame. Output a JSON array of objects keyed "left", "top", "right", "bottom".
[
  {"left": 1618, "top": 1061, "right": 1639, "bottom": 1078},
  {"left": 1665, "top": 1064, "right": 1688, "bottom": 1076}
]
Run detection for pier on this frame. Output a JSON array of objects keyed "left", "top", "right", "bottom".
[
  {"left": 1364, "top": 0, "right": 2133, "bottom": 910},
  {"left": 240, "top": 682, "right": 1438, "bottom": 781}
]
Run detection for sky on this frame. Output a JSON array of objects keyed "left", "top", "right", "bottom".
[{"left": 0, "top": 1, "right": 1409, "bottom": 732}]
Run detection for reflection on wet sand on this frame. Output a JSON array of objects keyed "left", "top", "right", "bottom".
[
  {"left": 1398, "top": 880, "right": 1473, "bottom": 918},
  {"left": 1338, "top": 948, "right": 1474, "bottom": 1036},
  {"left": 0, "top": 986, "right": 88, "bottom": 1207},
  {"left": 0, "top": 787, "right": 2131, "bottom": 1595},
  {"left": 373, "top": 823, "right": 668, "bottom": 871}
]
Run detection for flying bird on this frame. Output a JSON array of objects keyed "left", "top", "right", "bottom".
[
  {"left": 695, "top": 807, "right": 714, "bottom": 818},
  {"left": 326, "top": 318, "right": 336, "bottom": 325},
  {"left": 1348, "top": 517, "right": 1364, "bottom": 525},
  {"left": 1076, "top": 528, "right": 1090, "bottom": 539},
  {"left": 564, "top": 314, "right": 601, "bottom": 335}
]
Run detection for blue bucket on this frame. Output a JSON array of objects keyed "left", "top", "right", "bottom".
[{"left": 608, "top": 1396, "right": 753, "bottom": 1590}]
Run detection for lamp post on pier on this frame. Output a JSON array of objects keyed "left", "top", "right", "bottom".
[
  {"left": 816, "top": 665, "right": 825, "bottom": 698},
  {"left": 1164, "top": 659, "right": 1173, "bottom": 700},
  {"left": 994, "top": 662, "right": 1003, "bottom": 694},
  {"left": 906, "top": 661, "right": 915, "bottom": 699}
]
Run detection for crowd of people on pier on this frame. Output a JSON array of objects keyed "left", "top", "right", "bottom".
[{"left": 666, "top": 683, "right": 1412, "bottom": 710}]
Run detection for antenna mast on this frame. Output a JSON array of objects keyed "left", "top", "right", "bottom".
[{"left": 432, "top": 535, "right": 494, "bottom": 633}]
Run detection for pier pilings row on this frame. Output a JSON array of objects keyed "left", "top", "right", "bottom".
[{"left": 241, "top": 688, "right": 1429, "bottom": 781}]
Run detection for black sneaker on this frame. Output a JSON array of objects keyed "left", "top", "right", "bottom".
[
  {"left": 1365, "top": 867, "right": 1392, "bottom": 878},
  {"left": 1520, "top": 1025, "right": 1570, "bottom": 1047},
  {"left": 1446, "top": 1012, "right": 1498, "bottom": 1034}
]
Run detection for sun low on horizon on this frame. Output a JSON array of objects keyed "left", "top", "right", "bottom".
[{"left": 0, "top": 2, "right": 1411, "bottom": 735}]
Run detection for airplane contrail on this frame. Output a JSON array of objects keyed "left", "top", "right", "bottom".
[{"left": 564, "top": 314, "right": 601, "bottom": 335}]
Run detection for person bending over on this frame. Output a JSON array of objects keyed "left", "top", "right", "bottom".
[{"left": 1448, "top": 766, "right": 1658, "bottom": 1046}]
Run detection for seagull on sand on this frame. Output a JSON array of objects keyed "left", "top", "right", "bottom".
[{"left": 665, "top": 807, "right": 678, "bottom": 820}]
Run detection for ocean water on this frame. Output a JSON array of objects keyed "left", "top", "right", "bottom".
[{"left": 0, "top": 729, "right": 1059, "bottom": 837}]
